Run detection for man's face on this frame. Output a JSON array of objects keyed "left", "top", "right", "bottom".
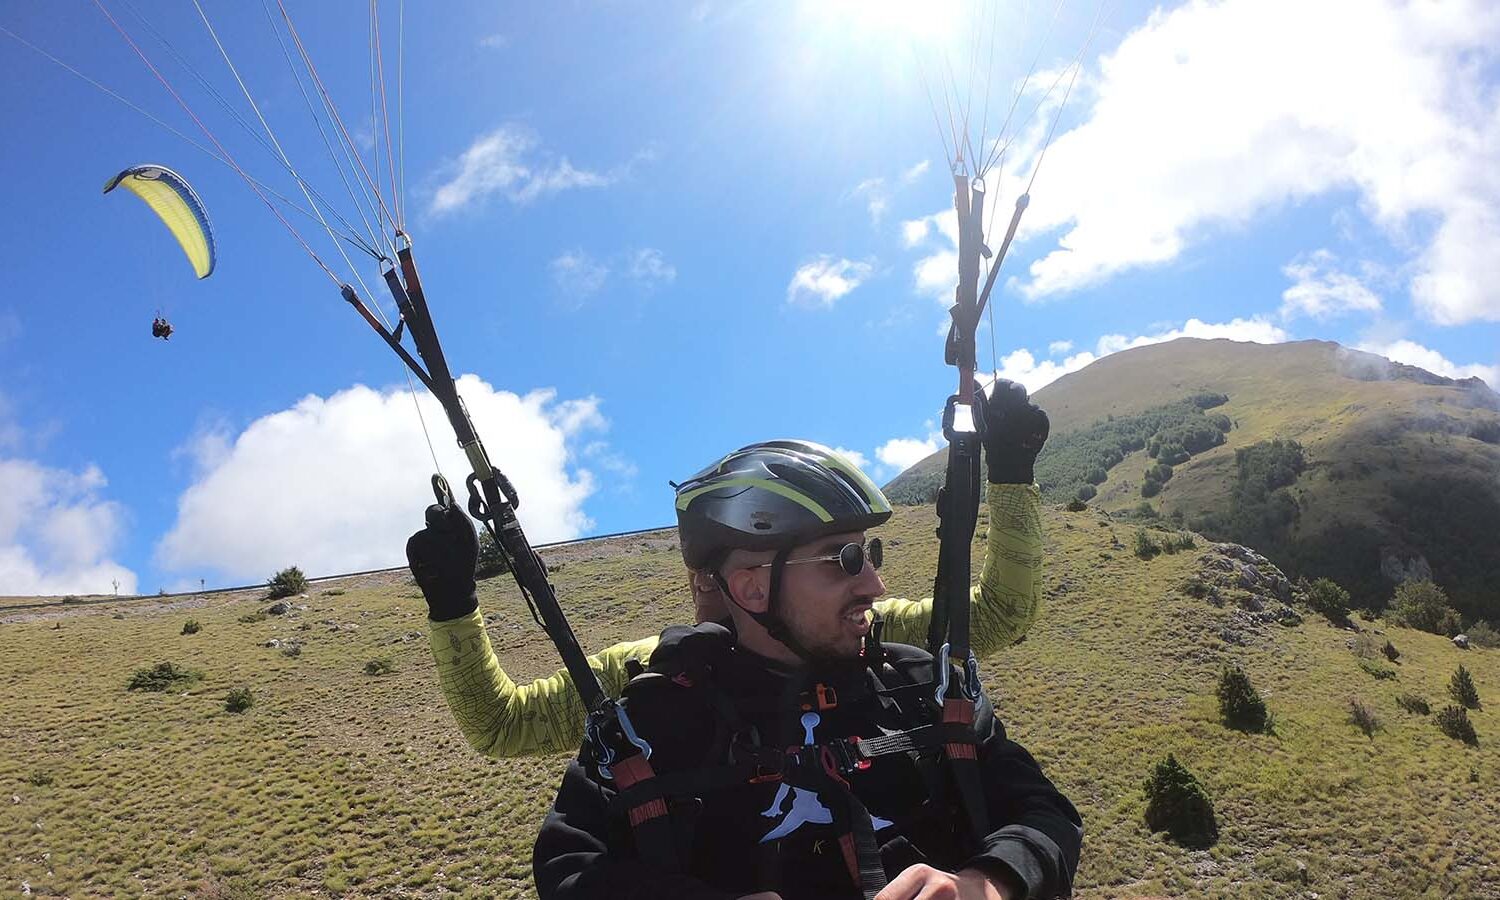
[{"left": 774, "top": 530, "right": 886, "bottom": 661}]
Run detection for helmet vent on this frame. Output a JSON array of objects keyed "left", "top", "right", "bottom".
[{"left": 753, "top": 522, "right": 772, "bottom": 530}]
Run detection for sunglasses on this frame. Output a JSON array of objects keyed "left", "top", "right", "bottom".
[{"left": 749, "top": 537, "right": 883, "bottom": 577}]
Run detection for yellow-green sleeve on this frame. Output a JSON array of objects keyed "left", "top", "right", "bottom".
[
  {"left": 428, "top": 610, "right": 659, "bottom": 758},
  {"left": 873, "top": 483, "right": 1043, "bottom": 657}
]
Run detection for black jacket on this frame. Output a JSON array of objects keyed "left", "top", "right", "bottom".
[{"left": 533, "top": 635, "right": 1081, "bottom": 900}]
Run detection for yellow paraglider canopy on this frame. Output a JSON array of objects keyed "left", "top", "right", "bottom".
[{"left": 103, "top": 164, "right": 216, "bottom": 279}]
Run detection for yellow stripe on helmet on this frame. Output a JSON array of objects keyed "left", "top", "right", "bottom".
[{"left": 675, "top": 476, "right": 834, "bottom": 522}]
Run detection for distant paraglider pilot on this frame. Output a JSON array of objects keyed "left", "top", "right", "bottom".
[{"left": 151, "top": 316, "right": 173, "bottom": 340}]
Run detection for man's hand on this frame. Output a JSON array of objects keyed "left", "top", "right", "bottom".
[
  {"left": 874, "top": 864, "right": 1014, "bottom": 900},
  {"left": 405, "top": 502, "right": 480, "bottom": 622},
  {"left": 981, "top": 378, "right": 1049, "bottom": 485}
]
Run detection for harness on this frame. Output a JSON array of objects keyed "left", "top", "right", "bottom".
[{"left": 597, "top": 619, "right": 988, "bottom": 899}]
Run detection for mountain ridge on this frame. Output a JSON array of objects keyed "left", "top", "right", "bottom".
[{"left": 884, "top": 338, "right": 1500, "bottom": 619}]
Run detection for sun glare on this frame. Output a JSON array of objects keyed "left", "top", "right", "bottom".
[{"left": 802, "top": 0, "right": 966, "bottom": 51}]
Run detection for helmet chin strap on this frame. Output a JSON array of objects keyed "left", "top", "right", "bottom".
[{"left": 715, "top": 548, "right": 816, "bottom": 662}]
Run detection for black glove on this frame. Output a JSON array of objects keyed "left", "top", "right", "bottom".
[
  {"left": 982, "top": 378, "right": 1050, "bottom": 485},
  {"left": 647, "top": 622, "right": 734, "bottom": 684},
  {"left": 405, "top": 502, "right": 480, "bottom": 622}
]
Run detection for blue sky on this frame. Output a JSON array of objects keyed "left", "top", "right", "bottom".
[{"left": 2, "top": 0, "right": 1497, "bottom": 595}]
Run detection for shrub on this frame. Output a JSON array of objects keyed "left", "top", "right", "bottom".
[
  {"left": 26, "top": 772, "right": 54, "bottom": 787},
  {"left": 1396, "top": 693, "right": 1430, "bottom": 715},
  {"left": 1134, "top": 528, "right": 1159, "bottom": 560},
  {"left": 1142, "top": 754, "right": 1218, "bottom": 849},
  {"left": 61, "top": 595, "right": 82, "bottom": 604},
  {"left": 1359, "top": 658, "right": 1397, "bottom": 680},
  {"left": 364, "top": 658, "right": 396, "bottom": 676},
  {"left": 1305, "top": 578, "right": 1350, "bottom": 623},
  {"left": 1382, "top": 640, "right": 1400, "bottom": 663},
  {"left": 1436, "top": 705, "right": 1477, "bottom": 745},
  {"left": 1159, "top": 531, "right": 1196, "bottom": 554},
  {"left": 224, "top": 686, "right": 255, "bottom": 714},
  {"left": 1347, "top": 697, "right": 1380, "bottom": 738},
  {"left": 281, "top": 642, "right": 302, "bottom": 658},
  {"left": 181, "top": 620, "right": 201, "bottom": 635},
  {"left": 1388, "top": 580, "right": 1463, "bottom": 636},
  {"left": 476, "top": 530, "right": 510, "bottom": 579},
  {"left": 1467, "top": 620, "right": 1500, "bottom": 648},
  {"left": 127, "top": 661, "right": 201, "bottom": 693},
  {"left": 1133, "top": 502, "right": 1159, "bottom": 520},
  {"left": 322, "top": 588, "right": 346, "bottom": 597},
  {"left": 237, "top": 611, "right": 268, "bottom": 624},
  {"left": 1217, "top": 665, "right": 1269, "bottom": 732},
  {"left": 266, "top": 566, "right": 308, "bottom": 600},
  {"left": 1076, "top": 483, "right": 1097, "bottom": 501},
  {"left": 1449, "top": 665, "right": 1480, "bottom": 709},
  {"left": 1141, "top": 479, "right": 1162, "bottom": 498},
  {"left": 1065, "top": 497, "right": 1088, "bottom": 512}
]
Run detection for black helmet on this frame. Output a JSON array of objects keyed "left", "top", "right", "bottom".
[{"left": 675, "top": 439, "right": 892, "bottom": 570}]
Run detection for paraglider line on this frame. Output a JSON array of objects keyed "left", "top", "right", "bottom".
[{"left": 92, "top": 0, "right": 341, "bottom": 286}]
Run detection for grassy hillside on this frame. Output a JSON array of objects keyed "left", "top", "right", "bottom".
[
  {"left": 884, "top": 338, "right": 1500, "bottom": 619},
  {"left": 4, "top": 505, "right": 1498, "bottom": 898}
]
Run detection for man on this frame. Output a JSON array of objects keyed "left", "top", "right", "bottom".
[
  {"left": 407, "top": 381, "right": 1050, "bottom": 759},
  {"left": 531, "top": 435, "right": 1081, "bottom": 899}
]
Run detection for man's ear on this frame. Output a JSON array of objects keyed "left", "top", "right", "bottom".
[{"left": 724, "top": 566, "right": 769, "bottom": 614}]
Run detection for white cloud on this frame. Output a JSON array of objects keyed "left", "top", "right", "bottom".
[
  {"left": 1280, "top": 250, "right": 1383, "bottom": 320},
  {"left": 901, "top": 160, "right": 931, "bottom": 184},
  {"left": 830, "top": 447, "right": 870, "bottom": 471},
  {"left": 787, "top": 256, "right": 874, "bottom": 307},
  {"left": 0, "top": 457, "right": 136, "bottom": 596},
  {"left": 902, "top": 209, "right": 963, "bottom": 301},
  {"left": 582, "top": 441, "right": 639, "bottom": 484},
  {"left": 1047, "top": 340, "right": 1074, "bottom": 356},
  {"left": 850, "top": 160, "right": 931, "bottom": 224},
  {"left": 913, "top": 250, "right": 958, "bottom": 301},
  {"left": 1356, "top": 339, "right": 1499, "bottom": 389},
  {"left": 478, "top": 33, "right": 508, "bottom": 49},
  {"left": 1095, "top": 317, "right": 1288, "bottom": 355},
  {"left": 626, "top": 248, "right": 677, "bottom": 289},
  {"left": 1002, "top": 0, "right": 1500, "bottom": 323},
  {"left": 985, "top": 348, "right": 1100, "bottom": 394},
  {"left": 427, "top": 125, "right": 611, "bottom": 217},
  {"left": 155, "top": 377, "right": 605, "bottom": 582},
  {"left": 875, "top": 434, "right": 941, "bottom": 473},
  {"left": 551, "top": 250, "right": 610, "bottom": 299}
]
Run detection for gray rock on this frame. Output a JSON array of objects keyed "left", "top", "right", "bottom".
[
  {"left": 264, "top": 638, "right": 281, "bottom": 649},
  {"left": 1453, "top": 634, "right": 1471, "bottom": 650},
  {"left": 1380, "top": 548, "right": 1433, "bottom": 585},
  {"left": 266, "top": 600, "right": 292, "bottom": 615}
]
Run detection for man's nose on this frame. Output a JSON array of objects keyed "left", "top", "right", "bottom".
[{"left": 855, "top": 562, "right": 885, "bottom": 598}]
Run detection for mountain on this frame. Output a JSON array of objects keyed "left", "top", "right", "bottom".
[
  {"left": 884, "top": 338, "right": 1500, "bottom": 619},
  {"left": 3, "top": 502, "right": 1497, "bottom": 897}
]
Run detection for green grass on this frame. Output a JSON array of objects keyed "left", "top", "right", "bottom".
[{"left": 2, "top": 508, "right": 1498, "bottom": 897}]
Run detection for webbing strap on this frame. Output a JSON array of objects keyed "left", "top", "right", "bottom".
[
  {"left": 942, "top": 698, "right": 991, "bottom": 841},
  {"left": 610, "top": 754, "right": 679, "bottom": 870}
]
